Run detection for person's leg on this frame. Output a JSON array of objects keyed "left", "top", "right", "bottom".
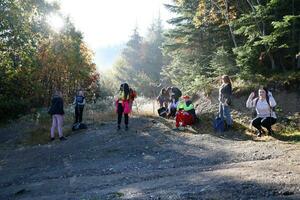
[
  {"left": 171, "top": 107, "right": 177, "bottom": 117},
  {"left": 223, "top": 105, "right": 233, "bottom": 126},
  {"left": 124, "top": 114, "right": 129, "bottom": 130},
  {"left": 79, "top": 106, "right": 84, "bottom": 123},
  {"left": 176, "top": 111, "right": 184, "bottom": 127},
  {"left": 57, "top": 115, "right": 64, "bottom": 138},
  {"left": 261, "top": 117, "right": 277, "bottom": 133},
  {"left": 75, "top": 106, "right": 79, "bottom": 123},
  {"left": 219, "top": 103, "right": 224, "bottom": 120},
  {"left": 184, "top": 113, "right": 194, "bottom": 126},
  {"left": 50, "top": 115, "right": 57, "bottom": 139},
  {"left": 117, "top": 103, "right": 123, "bottom": 128},
  {"left": 252, "top": 117, "right": 263, "bottom": 136}
]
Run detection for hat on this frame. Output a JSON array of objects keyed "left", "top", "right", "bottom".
[{"left": 182, "top": 95, "right": 190, "bottom": 99}]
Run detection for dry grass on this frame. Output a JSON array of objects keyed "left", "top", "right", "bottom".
[{"left": 20, "top": 99, "right": 117, "bottom": 146}]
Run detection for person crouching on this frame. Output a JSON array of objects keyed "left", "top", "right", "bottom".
[{"left": 175, "top": 96, "right": 196, "bottom": 128}]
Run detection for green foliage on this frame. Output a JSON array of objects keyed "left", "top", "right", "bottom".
[
  {"left": 161, "top": 0, "right": 300, "bottom": 93},
  {"left": 210, "top": 46, "right": 238, "bottom": 76},
  {"left": 0, "top": 0, "right": 99, "bottom": 121}
]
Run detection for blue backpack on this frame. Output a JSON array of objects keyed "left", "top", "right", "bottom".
[{"left": 213, "top": 117, "right": 225, "bottom": 132}]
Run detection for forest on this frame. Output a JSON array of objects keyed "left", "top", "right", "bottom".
[{"left": 1, "top": 0, "right": 300, "bottom": 120}]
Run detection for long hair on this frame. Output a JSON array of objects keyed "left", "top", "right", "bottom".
[
  {"left": 261, "top": 86, "right": 270, "bottom": 104},
  {"left": 160, "top": 88, "right": 166, "bottom": 95},
  {"left": 122, "top": 83, "right": 130, "bottom": 99},
  {"left": 222, "top": 75, "right": 232, "bottom": 89}
]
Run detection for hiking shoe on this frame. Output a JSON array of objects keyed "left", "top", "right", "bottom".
[
  {"left": 125, "top": 126, "right": 129, "bottom": 131},
  {"left": 117, "top": 125, "right": 121, "bottom": 130},
  {"left": 50, "top": 137, "right": 55, "bottom": 141},
  {"left": 59, "top": 136, "right": 67, "bottom": 141},
  {"left": 173, "top": 127, "right": 180, "bottom": 131},
  {"left": 268, "top": 129, "right": 274, "bottom": 135}
]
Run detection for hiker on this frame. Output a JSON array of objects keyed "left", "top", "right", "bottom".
[
  {"left": 48, "top": 90, "right": 67, "bottom": 141},
  {"left": 157, "top": 87, "right": 169, "bottom": 108},
  {"left": 73, "top": 90, "right": 86, "bottom": 124},
  {"left": 246, "top": 87, "right": 277, "bottom": 137},
  {"left": 175, "top": 95, "right": 196, "bottom": 128},
  {"left": 116, "top": 83, "right": 131, "bottom": 130},
  {"left": 218, "top": 75, "right": 233, "bottom": 130},
  {"left": 168, "top": 94, "right": 179, "bottom": 118}
]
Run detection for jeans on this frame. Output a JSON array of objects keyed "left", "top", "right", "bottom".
[{"left": 219, "top": 103, "right": 233, "bottom": 126}]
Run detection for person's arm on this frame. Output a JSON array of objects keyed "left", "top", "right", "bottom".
[
  {"left": 73, "top": 97, "right": 76, "bottom": 105},
  {"left": 77, "top": 97, "right": 86, "bottom": 106},
  {"left": 268, "top": 92, "right": 277, "bottom": 107},
  {"left": 223, "top": 85, "right": 232, "bottom": 106},
  {"left": 246, "top": 92, "right": 255, "bottom": 108}
]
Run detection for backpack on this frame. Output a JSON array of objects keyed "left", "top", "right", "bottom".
[
  {"left": 213, "top": 117, "right": 225, "bottom": 132},
  {"left": 129, "top": 89, "right": 137, "bottom": 101},
  {"left": 72, "top": 122, "right": 87, "bottom": 131},
  {"left": 157, "top": 107, "right": 168, "bottom": 117}
]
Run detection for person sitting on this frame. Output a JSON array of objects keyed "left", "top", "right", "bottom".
[
  {"left": 157, "top": 87, "right": 169, "bottom": 108},
  {"left": 175, "top": 95, "right": 196, "bottom": 128},
  {"left": 246, "top": 87, "right": 277, "bottom": 137}
]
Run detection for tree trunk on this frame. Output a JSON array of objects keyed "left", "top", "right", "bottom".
[
  {"left": 223, "top": 0, "right": 238, "bottom": 48},
  {"left": 268, "top": 53, "right": 276, "bottom": 70}
]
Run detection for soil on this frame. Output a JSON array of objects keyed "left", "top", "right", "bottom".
[{"left": 0, "top": 116, "right": 300, "bottom": 200}]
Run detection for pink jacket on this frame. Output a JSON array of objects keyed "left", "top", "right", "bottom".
[{"left": 115, "top": 100, "right": 132, "bottom": 114}]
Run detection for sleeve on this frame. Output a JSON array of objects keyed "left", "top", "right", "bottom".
[
  {"left": 185, "top": 103, "right": 194, "bottom": 111},
  {"left": 82, "top": 98, "right": 86, "bottom": 105},
  {"left": 268, "top": 96, "right": 277, "bottom": 107},
  {"left": 246, "top": 97, "right": 256, "bottom": 108}
]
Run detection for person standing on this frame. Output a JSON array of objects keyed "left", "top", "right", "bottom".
[
  {"left": 73, "top": 90, "right": 86, "bottom": 124},
  {"left": 48, "top": 90, "right": 66, "bottom": 141},
  {"left": 246, "top": 87, "right": 277, "bottom": 137},
  {"left": 116, "top": 83, "right": 131, "bottom": 131},
  {"left": 218, "top": 75, "right": 233, "bottom": 130}
]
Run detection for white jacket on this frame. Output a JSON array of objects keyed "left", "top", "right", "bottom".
[{"left": 246, "top": 95, "right": 277, "bottom": 118}]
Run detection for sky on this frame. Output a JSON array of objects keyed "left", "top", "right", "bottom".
[{"left": 47, "top": 0, "right": 173, "bottom": 71}]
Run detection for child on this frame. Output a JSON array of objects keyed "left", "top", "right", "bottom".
[{"left": 175, "top": 96, "right": 196, "bottom": 128}]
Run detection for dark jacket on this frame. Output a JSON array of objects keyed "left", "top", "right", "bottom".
[
  {"left": 171, "top": 87, "right": 182, "bottom": 100},
  {"left": 49, "top": 96, "right": 64, "bottom": 115},
  {"left": 219, "top": 83, "right": 232, "bottom": 105}
]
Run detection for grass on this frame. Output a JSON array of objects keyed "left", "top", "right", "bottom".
[{"left": 19, "top": 100, "right": 117, "bottom": 146}]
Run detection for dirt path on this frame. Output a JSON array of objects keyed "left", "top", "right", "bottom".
[{"left": 0, "top": 117, "right": 300, "bottom": 200}]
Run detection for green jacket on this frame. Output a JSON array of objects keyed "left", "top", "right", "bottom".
[{"left": 177, "top": 101, "right": 194, "bottom": 111}]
